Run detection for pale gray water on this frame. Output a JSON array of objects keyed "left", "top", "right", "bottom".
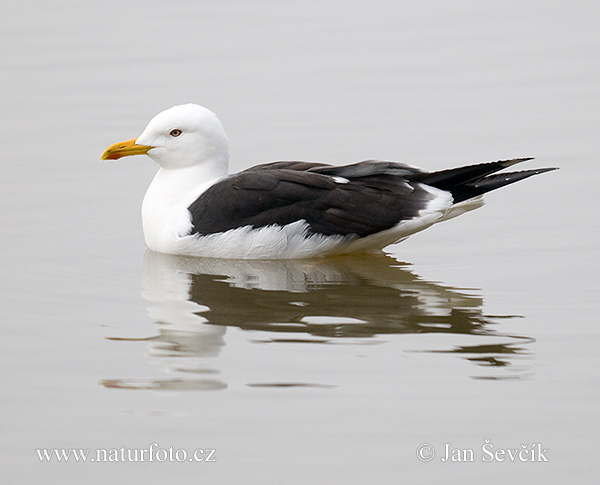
[{"left": 1, "top": 0, "right": 599, "bottom": 483}]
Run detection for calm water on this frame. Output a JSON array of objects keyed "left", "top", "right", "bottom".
[{"left": 2, "top": 1, "right": 599, "bottom": 483}]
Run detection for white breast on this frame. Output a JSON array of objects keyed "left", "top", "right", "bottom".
[{"left": 142, "top": 166, "right": 223, "bottom": 254}]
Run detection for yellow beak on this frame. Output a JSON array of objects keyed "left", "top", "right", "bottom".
[{"left": 101, "top": 137, "right": 154, "bottom": 160}]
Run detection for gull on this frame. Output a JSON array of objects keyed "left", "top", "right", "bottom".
[{"left": 101, "top": 104, "right": 556, "bottom": 259}]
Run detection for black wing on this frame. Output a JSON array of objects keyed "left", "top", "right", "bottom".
[
  {"left": 188, "top": 158, "right": 557, "bottom": 238},
  {"left": 188, "top": 161, "right": 435, "bottom": 238}
]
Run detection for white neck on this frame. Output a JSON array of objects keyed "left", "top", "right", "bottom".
[{"left": 141, "top": 156, "right": 228, "bottom": 253}]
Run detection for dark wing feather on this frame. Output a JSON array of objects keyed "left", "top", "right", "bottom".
[
  {"left": 309, "top": 159, "right": 423, "bottom": 178},
  {"left": 414, "top": 158, "right": 533, "bottom": 189},
  {"left": 412, "top": 158, "right": 557, "bottom": 203},
  {"left": 188, "top": 158, "right": 556, "bottom": 238},
  {"left": 445, "top": 168, "right": 558, "bottom": 203},
  {"left": 242, "top": 161, "right": 330, "bottom": 172},
  {"left": 188, "top": 162, "right": 436, "bottom": 238}
]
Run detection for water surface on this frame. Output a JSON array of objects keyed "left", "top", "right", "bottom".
[{"left": 1, "top": 1, "right": 598, "bottom": 483}]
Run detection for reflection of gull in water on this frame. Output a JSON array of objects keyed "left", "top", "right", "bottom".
[{"left": 101, "top": 251, "right": 534, "bottom": 390}]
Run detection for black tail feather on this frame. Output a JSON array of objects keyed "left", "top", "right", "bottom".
[
  {"left": 417, "top": 158, "right": 534, "bottom": 189},
  {"left": 449, "top": 167, "right": 558, "bottom": 203},
  {"left": 415, "top": 159, "right": 557, "bottom": 203}
]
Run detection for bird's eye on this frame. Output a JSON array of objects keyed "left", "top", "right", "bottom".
[{"left": 169, "top": 129, "right": 182, "bottom": 137}]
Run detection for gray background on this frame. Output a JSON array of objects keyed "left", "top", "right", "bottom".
[{"left": 1, "top": 0, "right": 598, "bottom": 483}]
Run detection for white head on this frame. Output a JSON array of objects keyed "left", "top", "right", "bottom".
[{"left": 101, "top": 104, "right": 230, "bottom": 171}]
